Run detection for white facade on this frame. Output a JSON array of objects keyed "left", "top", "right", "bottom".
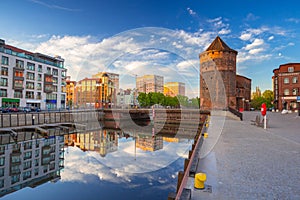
[{"left": 0, "top": 39, "right": 67, "bottom": 110}]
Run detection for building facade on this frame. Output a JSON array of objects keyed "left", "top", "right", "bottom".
[
  {"left": 200, "top": 36, "right": 251, "bottom": 110},
  {"left": 0, "top": 39, "right": 67, "bottom": 110},
  {"left": 164, "top": 82, "right": 185, "bottom": 97},
  {"left": 136, "top": 75, "right": 164, "bottom": 94},
  {"left": 75, "top": 73, "right": 116, "bottom": 108},
  {"left": 236, "top": 75, "right": 252, "bottom": 111},
  {"left": 273, "top": 63, "right": 300, "bottom": 111},
  {"left": 116, "top": 88, "right": 137, "bottom": 108},
  {"left": 66, "top": 76, "right": 76, "bottom": 109}
]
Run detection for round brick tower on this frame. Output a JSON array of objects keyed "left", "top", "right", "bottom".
[{"left": 199, "top": 36, "right": 238, "bottom": 110}]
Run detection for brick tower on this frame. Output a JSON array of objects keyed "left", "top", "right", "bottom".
[{"left": 200, "top": 36, "right": 238, "bottom": 110}]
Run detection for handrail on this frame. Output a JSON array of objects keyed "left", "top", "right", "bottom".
[{"left": 228, "top": 106, "right": 243, "bottom": 121}]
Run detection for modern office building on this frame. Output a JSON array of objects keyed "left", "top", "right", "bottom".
[
  {"left": 136, "top": 74, "right": 164, "bottom": 94},
  {"left": 0, "top": 135, "right": 64, "bottom": 197},
  {"left": 199, "top": 36, "right": 251, "bottom": 110},
  {"left": 0, "top": 39, "right": 67, "bottom": 110},
  {"left": 273, "top": 63, "right": 300, "bottom": 111},
  {"left": 75, "top": 73, "right": 116, "bottom": 108},
  {"left": 66, "top": 76, "right": 76, "bottom": 109},
  {"left": 164, "top": 82, "right": 185, "bottom": 97}
]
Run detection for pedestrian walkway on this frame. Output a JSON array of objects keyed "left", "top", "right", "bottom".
[{"left": 185, "top": 111, "right": 300, "bottom": 200}]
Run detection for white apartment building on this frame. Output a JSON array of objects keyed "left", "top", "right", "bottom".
[
  {"left": 0, "top": 39, "right": 67, "bottom": 110},
  {"left": 0, "top": 135, "right": 64, "bottom": 197}
]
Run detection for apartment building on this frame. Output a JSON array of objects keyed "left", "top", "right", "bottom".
[
  {"left": 0, "top": 135, "right": 64, "bottom": 197},
  {"left": 0, "top": 39, "right": 67, "bottom": 110},
  {"left": 66, "top": 76, "right": 76, "bottom": 109},
  {"left": 273, "top": 63, "right": 300, "bottom": 111},
  {"left": 136, "top": 74, "right": 164, "bottom": 94},
  {"left": 75, "top": 72, "right": 117, "bottom": 108},
  {"left": 164, "top": 82, "right": 185, "bottom": 97}
]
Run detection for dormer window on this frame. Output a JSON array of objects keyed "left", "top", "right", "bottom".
[{"left": 288, "top": 67, "right": 294, "bottom": 72}]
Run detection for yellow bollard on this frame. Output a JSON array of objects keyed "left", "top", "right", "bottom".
[
  {"left": 203, "top": 133, "right": 208, "bottom": 138},
  {"left": 194, "top": 173, "right": 206, "bottom": 189}
]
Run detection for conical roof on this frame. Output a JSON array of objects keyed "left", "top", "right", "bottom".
[{"left": 206, "top": 36, "right": 237, "bottom": 53}]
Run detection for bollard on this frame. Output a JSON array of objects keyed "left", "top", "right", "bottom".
[
  {"left": 202, "top": 132, "right": 208, "bottom": 138},
  {"left": 194, "top": 173, "right": 206, "bottom": 189}
]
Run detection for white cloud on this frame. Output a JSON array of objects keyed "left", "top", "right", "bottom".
[
  {"left": 239, "top": 33, "right": 252, "bottom": 41},
  {"left": 244, "top": 38, "right": 264, "bottom": 50},
  {"left": 268, "top": 36, "right": 274, "bottom": 41},
  {"left": 286, "top": 18, "right": 300, "bottom": 23},
  {"left": 187, "top": 7, "right": 196, "bottom": 15},
  {"left": 218, "top": 28, "right": 231, "bottom": 35},
  {"left": 248, "top": 48, "right": 264, "bottom": 55}
]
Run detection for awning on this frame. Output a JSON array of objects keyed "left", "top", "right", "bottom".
[{"left": 1, "top": 98, "right": 20, "bottom": 103}]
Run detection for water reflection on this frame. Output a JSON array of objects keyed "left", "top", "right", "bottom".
[
  {"left": 0, "top": 134, "right": 64, "bottom": 198},
  {"left": 0, "top": 123, "right": 195, "bottom": 199}
]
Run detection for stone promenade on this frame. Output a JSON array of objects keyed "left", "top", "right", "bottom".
[{"left": 185, "top": 111, "right": 300, "bottom": 200}]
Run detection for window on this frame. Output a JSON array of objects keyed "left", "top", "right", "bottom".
[
  {"left": 0, "top": 89, "right": 7, "bottom": 97},
  {"left": 288, "top": 67, "right": 294, "bottom": 72},
  {"left": 38, "top": 65, "right": 42, "bottom": 72},
  {"left": 14, "top": 80, "right": 23, "bottom": 89},
  {"left": 23, "top": 171, "right": 31, "bottom": 180},
  {"left": 25, "top": 91, "right": 34, "bottom": 99},
  {"left": 0, "top": 179, "right": 3, "bottom": 188},
  {"left": 53, "top": 77, "right": 58, "bottom": 84},
  {"left": 1, "top": 56, "right": 9, "bottom": 65},
  {"left": 1, "top": 67, "right": 8, "bottom": 76},
  {"left": 16, "top": 60, "right": 24, "bottom": 68},
  {"left": 292, "top": 88, "right": 298, "bottom": 95},
  {"left": 52, "top": 69, "right": 58, "bottom": 76},
  {"left": 26, "top": 62, "right": 35, "bottom": 71},
  {"left": 11, "top": 175, "right": 20, "bottom": 184},
  {"left": 292, "top": 77, "right": 298, "bottom": 84},
  {"left": 24, "top": 151, "right": 32, "bottom": 160},
  {"left": 53, "top": 85, "right": 57, "bottom": 92},
  {"left": 37, "top": 92, "right": 41, "bottom": 99},
  {"left": 0, "top": 157, "right": 5, "bottom": 166},
  {"left": 26, "top": 72, "right": 35, "bottom": 80},
  {"left": 26, "top": 82, "right": 34, "bottom": 90},
  {"left": 47, "top": 67, "right": 51, "bottom": 74},
  {"left": 0, "top": 168, "right": 4, "bottom": 177},
  {"left": 284, "top": 77, "right": 289, "bottom": 84},
  {"left": 38, "top": 74, "right": 42, "bottom": 81},
  {"left": 0, "top": 78, "right": 8, "bottom": 87},
  {"left": 14, "top": 70, "right": 23, "bottom": 77},
  {"left": 37, "top": 83, "right": 42, "bottom": 90},
  {"left": 23, "top": 160, "right": 32, "bottom": 170},
  {"left": 14, "top": 91, "right": 23, "bottom": 98},
  {"left": 284, "top": 89, "right": 289, "bottom": 96},
  {"left": 35, "top": 149, "right": 39, "bottom": 157}
]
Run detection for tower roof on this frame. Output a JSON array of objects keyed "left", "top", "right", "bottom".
[{"left": 206, "top": 36, "right": 237, "bottom": 53}]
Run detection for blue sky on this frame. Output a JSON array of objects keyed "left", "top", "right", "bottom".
[{"left": 1, "top": 0, "right": 300, "bottom": 97}]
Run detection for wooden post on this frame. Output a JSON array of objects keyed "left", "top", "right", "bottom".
[{"left": 176, "top": 171, "right": 184, "bottom": 193}]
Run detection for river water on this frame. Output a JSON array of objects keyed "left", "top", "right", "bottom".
[{"left": 0, "top": 128, "right": 193, "bottom": 200}]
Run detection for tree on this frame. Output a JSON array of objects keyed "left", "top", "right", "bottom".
[{"left": 251, "top": 89, "right": 274, "bottom": 109}]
